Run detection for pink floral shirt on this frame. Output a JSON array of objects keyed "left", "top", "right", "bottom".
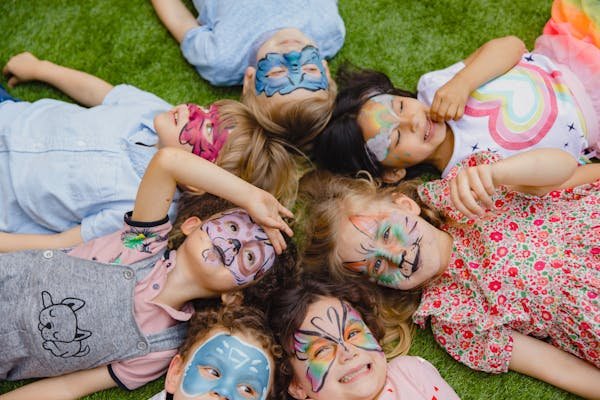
[{"left": 413, "top": 152, "right": 600, "bottom": 373}]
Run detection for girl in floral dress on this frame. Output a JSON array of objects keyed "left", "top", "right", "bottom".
[{"left": 298, "top": 148, "right": 600, "bottom": 398}]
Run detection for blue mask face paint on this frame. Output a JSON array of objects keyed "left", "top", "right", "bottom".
[
  {"left": 255, "top": 45, "right": 329, "bottom": 97},
  {"left": 181, "top": 333, "right": 271, "bottom": 400}
]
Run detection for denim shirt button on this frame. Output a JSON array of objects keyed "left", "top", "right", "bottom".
[
  {"left": 123, "top": 270, "right": 134, "bottom": 280},
  {"left": 43, "top": 250, "right": 53, "bottom": 259}
]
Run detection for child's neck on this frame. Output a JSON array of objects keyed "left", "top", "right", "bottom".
[
  {"left": 427, "top": 124, "right": 454, "bottom": 172},
  {"left": 153, "top": 251, "right": 218, "bottom": 310}
]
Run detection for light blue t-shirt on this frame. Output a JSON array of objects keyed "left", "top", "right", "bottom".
[
  {"left": 0, "top": 85, "right": 175, "bottom": 241},
  {"left": 181, "top": 0, "right": 345, "bottom": 86}
]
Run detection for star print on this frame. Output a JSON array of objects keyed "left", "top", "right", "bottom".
[
  {"left": 471, "top": 143, "right": 479, "bottom": 152},
  {"left": 524, "top": 54, "right": 534, "bottom": 62},
  {"left": 567, "top": 122, "right": 575, "bottom": 132},
  {"left": 564, "top": 142, "right": 569, "bottom": 148}
]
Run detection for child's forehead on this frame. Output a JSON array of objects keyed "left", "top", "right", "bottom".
[{"left": 206, "top": 208, "right": 253, "bottom": 223}]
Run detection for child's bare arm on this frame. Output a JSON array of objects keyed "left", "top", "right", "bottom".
[
  {"left": 509, "top": 331, "right": 600, "bottom": 399},
  {"left": 430, "top": 36, "right": 526, "bottom": 122},
  {"left": 151, "top": 0, "right": 200, "bottom": 43},
  {"left": 450, "top": 149, "right": 578, "bottom": 218},
  {"left": 131, "top": 147, "right": 293, "bottom": 253},
  {"left": 2, "top": 52, "right": 113, "bottom": 107},
  {"left": 0, "top": 226, "right": 83, "bottom": 252},
  {"left": 0, "top": 365, "right": 116, "bottom": 400}
]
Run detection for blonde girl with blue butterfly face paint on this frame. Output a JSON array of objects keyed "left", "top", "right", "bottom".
[{"left": 150, "top": 297, "right": 280, "bottom": 400}]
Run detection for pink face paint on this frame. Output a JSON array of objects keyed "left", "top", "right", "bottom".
[
  {"left": 293, "top": 300, "right": 381, "bottom": 392},
  {"left": 201, "top": 209, "right": 276, "bottom": 285},
  {"left": 179, "top": 104, "right": 229, "bottom": 162}
]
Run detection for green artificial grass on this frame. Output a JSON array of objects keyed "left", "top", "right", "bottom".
[{"left": 0, "top": 0, "right": 583, "bottom": 399}]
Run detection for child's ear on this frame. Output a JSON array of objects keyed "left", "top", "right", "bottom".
[
  {"left": 322, "top": 59, "right": 332, "bottom": 81},
  {"left": 165, "top": 354, "right": 185, "bottom": 394},
  {"left": 392, "top": 193, "right": 421, "bottom": 215},
  {"left": 382, "top": 168, "right": 407, "bottom": 183},
  {"left": 242, "top": 67, "right": 256, "bottom": 96},
  {"left": 288, "top": 378, "right": 310, "bottom": 400},
  {"left": 180, "top": 216, "right": 202, "bottom": 235}
]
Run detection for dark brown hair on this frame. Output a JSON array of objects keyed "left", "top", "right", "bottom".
[{"left": 267, "top": 277, "right": 387, "bottom": 400}]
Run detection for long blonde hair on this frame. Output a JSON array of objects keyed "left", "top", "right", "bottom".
[
  {"left": 296, "top": 170, "right": 443, "bottom": 357},
  {"left": 213, "top": 99, "right": 298, "bottom": 207},
  {"left": 240, "top": 78, "right": 337, "bottom": 152}
]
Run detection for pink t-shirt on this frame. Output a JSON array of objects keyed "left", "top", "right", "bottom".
[
  {"left": 67, "top": 213, "right": 194, "bottom": 389},
  {"left": 378, "top": 356, "right": 460, "bottom": 400}
]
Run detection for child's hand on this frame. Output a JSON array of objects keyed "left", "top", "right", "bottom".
[
  {"left": 429, "top": 75, "right": 471, "bottom": 122},
  {"left": 3, "top": 52, "right": 43, "bottom": 88},
  {"left": 245, "top": 189, "right": 294, "bottom": 254},
  {"left": 449, "top": 164, "right": 496, "bottom": 219}
]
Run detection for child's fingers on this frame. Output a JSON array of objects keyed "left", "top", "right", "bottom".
[
  {"left": 467, "top": 168, "right": 493, "bottom": 209},
  {"left": 278, "top": 204, "right": 294, "bottom": 219},
  {"left": 455, "top": 172, "right": 484, "bottom": 217},
  {"left": 7, "top": 76, "right": 19, "bottom": 88},
  {"left": 264, "top": 227, "right": 286, "bottom": 254}
]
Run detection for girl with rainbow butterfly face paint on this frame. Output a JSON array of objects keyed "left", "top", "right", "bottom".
[
  {"left": 267, "top": 278, "right": 459, "bottom": 400},
  {"left": 298, "top": 148, "right": 600, "bottom": 398},
  {"left": 0, "top": 52, "right": 297, "bottom": 251},
  {"left": 315, "top": 2, "right": 600, "bottom": 184}
]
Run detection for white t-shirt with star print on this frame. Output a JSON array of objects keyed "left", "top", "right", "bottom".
[{"left": 417, "top": 53, "right": 590, "bottom": 178}]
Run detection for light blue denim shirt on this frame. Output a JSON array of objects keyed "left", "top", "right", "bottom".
[
  {"left": 181, "top": 0, "right": 345, "bottom": 86},
  {"left": 0, "top": 85, "right": 176, "bottom": 241}
]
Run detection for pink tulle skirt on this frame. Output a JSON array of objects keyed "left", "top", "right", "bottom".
[{"left": 535, "top": 0, "right": 600, "bottom": 152}]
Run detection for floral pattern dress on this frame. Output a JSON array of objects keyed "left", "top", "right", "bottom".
[{"left": 413, "top": 152, "right": 600, "bottom": 372}]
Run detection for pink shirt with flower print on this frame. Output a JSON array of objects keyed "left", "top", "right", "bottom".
[{"left": 413, "top": 152, "right": 600, "bottom": 373}]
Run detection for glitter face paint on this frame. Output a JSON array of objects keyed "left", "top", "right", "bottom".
[
  {"left": 180, "top": 333, "right": 271, "bottom": 400},
  {"left": 179, "top": 104, "right": 229, "bottom": 162},
  {"left": 343, "top": 212, "right": 422, "bottom": 289},
  {"left": 361, "top": 94, "right": 400, "bottom": 162},
  {"left": 201, "top": 209, "right": 276, "bottom": 285},
  {"left": 255, "top": 45, "right": 329, "bottom": 97},
  {"left": 293, "top": 300, "right": 382, "bottom": 392}
]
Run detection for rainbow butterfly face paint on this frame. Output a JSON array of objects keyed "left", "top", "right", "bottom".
[
  {"left": 343, "top": 212, "right": 423, "bottom": 289},
  {"left": 201, "top": 209, "right": 276, "bottom": 286},
  {"left": 179, "top": 104, "right": 229, "bottom": 162},
  {"left": 180, "top": 333, "right": 271, "bottom": 400},
  {"left": 293, "top": 299, "right": 382, "bottom": 392}
]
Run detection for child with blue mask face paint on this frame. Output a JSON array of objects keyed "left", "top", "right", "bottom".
[
  {"left": 0, "top": 147, "right": 296, "bottom": 399},
  {"left": 151, "top": 0, "right": 345, "bottom": 149},
  {"left": 149, "top": 295, "right": 280, "bottom": 400},
  {"left": 0, "top": 52, "right": 298, "bottom": 251}
]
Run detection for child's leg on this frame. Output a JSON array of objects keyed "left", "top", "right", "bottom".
[{"left": 0, "top": 83, "right": 19, "bottom": 102}]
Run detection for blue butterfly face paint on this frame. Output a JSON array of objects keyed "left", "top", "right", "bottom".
[
  {"left": 181, "top": 333, "right": 271, "bottom": 400},
  {"left": 255, "top": 45, "right": 329, "bottom": 97}
]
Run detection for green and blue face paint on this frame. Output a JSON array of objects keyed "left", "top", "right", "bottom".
[
  {"left": 255, "top": 45, "right": 328, "bottom": 97},
  {"left": 180, "top": 333, "right": 271, "bottom": 400}
]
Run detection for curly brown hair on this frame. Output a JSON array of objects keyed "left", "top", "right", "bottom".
[
  {"left": 266, "top": 277, "right": 388, "bottom": 400},
  {"left": 178, "top": 292, "right": 282, "bottom": 399}
]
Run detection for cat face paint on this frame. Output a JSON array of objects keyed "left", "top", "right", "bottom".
[
  {"left": 255, "top": 45, "right": 329, "bottom": 97},
  {"left": 343, "top": 212, "right": 423, "bottom": 289},
  {"left": 179, "top": 104, "right": 229, "bottom": 162},
  {"left": 180, "top": 333, "right": 271, "bottom": 400},
  {"left": 201, "top": 209, "right": 276, "bottom": 286},
  {"left": 293, "top": 299, "right": 382, "bottom": 392},
  {"left": 359, "top": 95, "right": 400, "bottom": 162}
]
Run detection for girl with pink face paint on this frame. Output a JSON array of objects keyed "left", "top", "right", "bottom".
[
  {"left": 267, "top": 278, "right": 460, "bottom": 400},
  {"left": 298, "top": 148, "right": 600, "bottom": 398},
  {"left": 316, "top": 1, "right": 600, "bottom": 183},
  {"left": 0, "top": 146, "right": 296, "bottom": 399},
  {"left": 0, "top": 52, "right": 297, "bottom": 251}
]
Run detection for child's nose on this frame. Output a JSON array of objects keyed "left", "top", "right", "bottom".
[{"left": 338, "top": 344, "right": 358, "bottom": 363}]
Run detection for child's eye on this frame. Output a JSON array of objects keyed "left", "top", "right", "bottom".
[
  {"left": 244, "top": 250, "right": 256, "bottom": 265},
  {"left": 383, "top": 226, "right": 391, "bottom": 242},
  {"left": 373, "top": 259, "right": 383, "bottom": 274},
  {"left": 267, "top": 67, "right": 287, "bottom": 78},
  {"left": 347, "top": 328, "right": 361, "bottom": 340},
  {"left": 227, "top": 222, "right": 239, "bottom": 232},
  {"left": 238, "top": 384, "right": 258, "bottom": 399},
  {"left": 314, "top": 344, "right": 334, "bottom": 359},
  {"left": 302, "top": 64, "right": 320, "bottom": 74},
  {"left": 198, "top": 366, "right": 221, "bottom": 380}
]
